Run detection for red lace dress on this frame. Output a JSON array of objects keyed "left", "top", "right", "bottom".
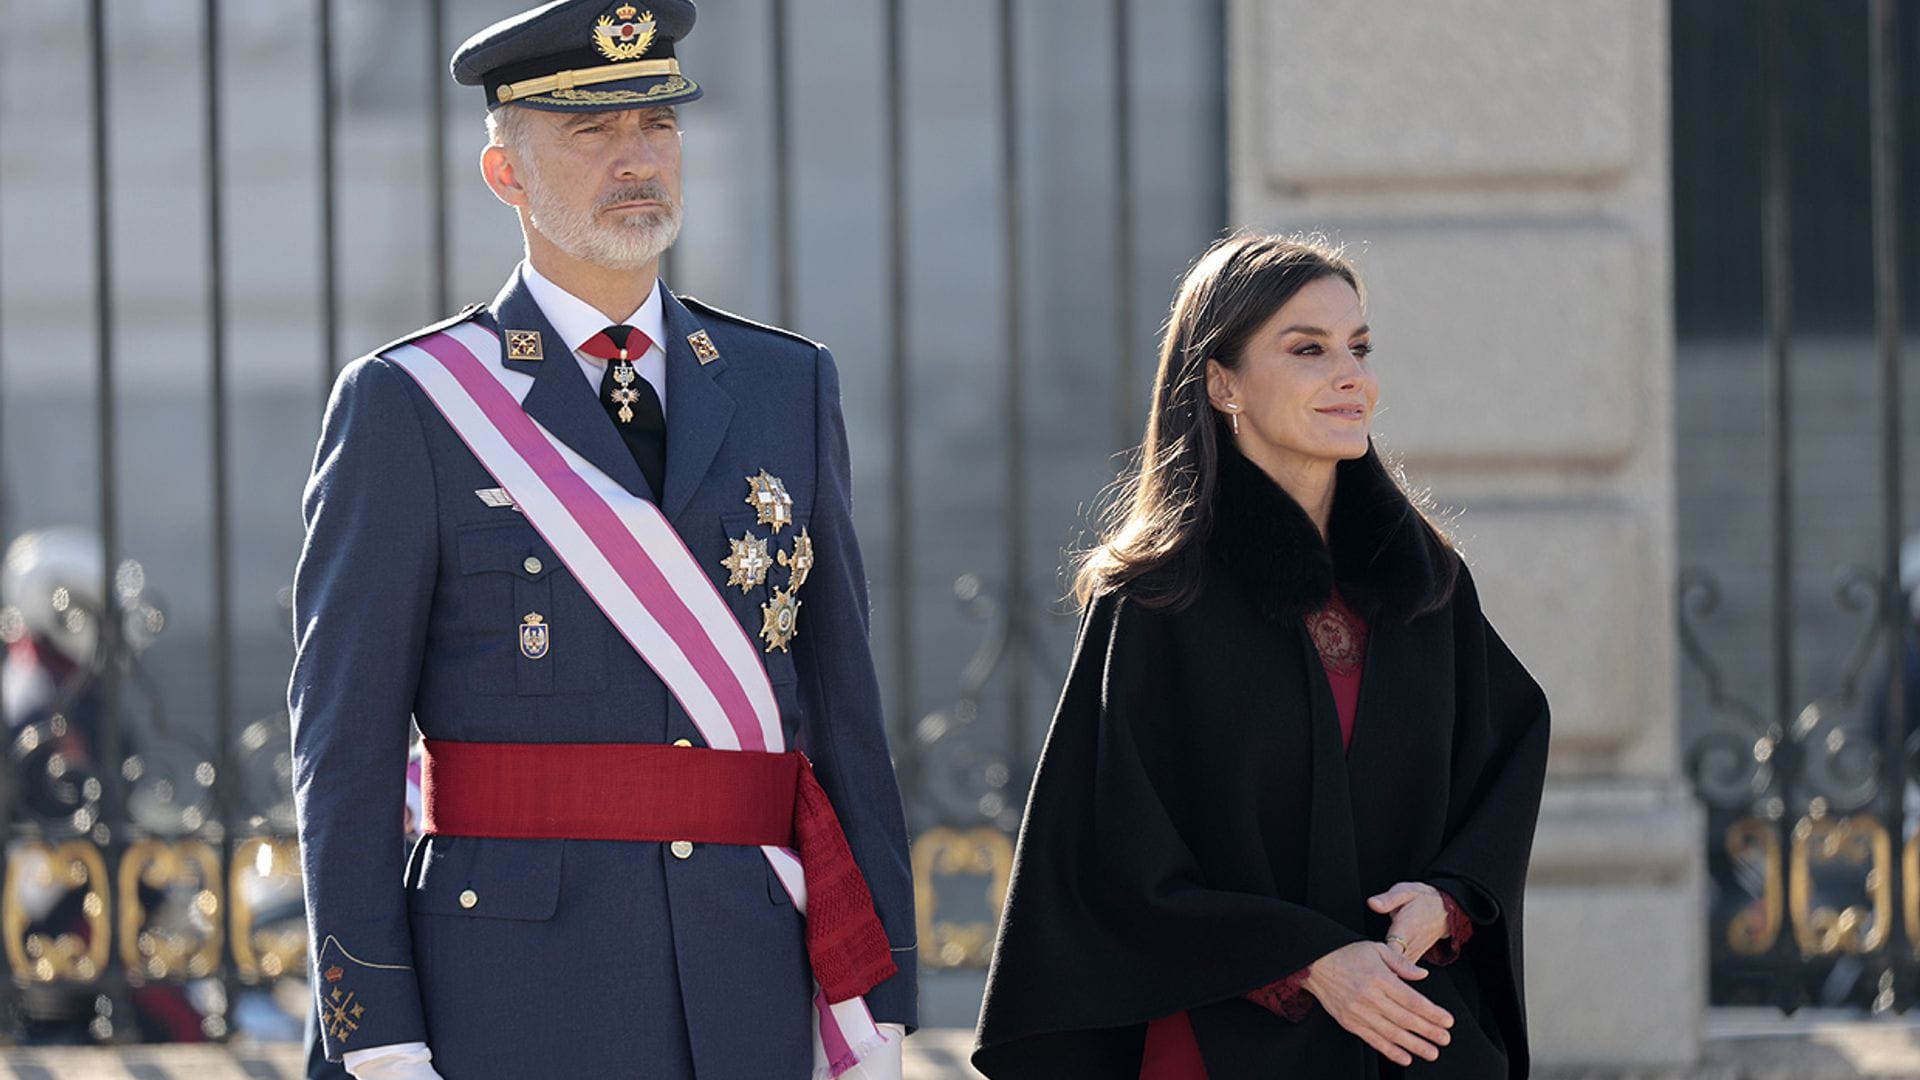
[{"left": 1136, "top": 592, "right": 1473, "bottom": 1079}]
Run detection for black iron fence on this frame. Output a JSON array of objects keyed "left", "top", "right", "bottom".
[
  {"left": 0, "top": 0, "right": 1226, "bottom": 1042},
  {"left": 1676, "top": 0, "right": 1919, "bottom": 1012}
]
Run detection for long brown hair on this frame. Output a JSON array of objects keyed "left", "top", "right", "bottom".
[{"left": 1073, "top": 233, "right": 1387, "bottom": 609}]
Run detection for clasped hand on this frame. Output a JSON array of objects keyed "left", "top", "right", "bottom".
[{"left": 1301, "top": 881, "right": 1454, "bottom": 1066}]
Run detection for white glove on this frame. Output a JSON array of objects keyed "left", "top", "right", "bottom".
[
  {"left": 343, "top": 1041, "right": 444, "bottom": 1080},
  {"left": 836, "top": 1023, "right": 907, "bottom": 1080}
]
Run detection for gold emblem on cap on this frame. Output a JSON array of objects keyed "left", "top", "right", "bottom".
[
  {"left": 777, "top": 527, "right": 814, "bottom": 590},
  {"left": 520, "top": 612, "right": 550, "bottom": 660},
  {"left": 746, "top": 470, "right": 794, "bottom": 533},
  {"left": 594, "top": 5, "right": 658, "bottom": 62},
  {"left": 721, "top": 532, "right": 773, "bottom": 593},
  {"left": 688, "top": 329, "right": 720, "bottom": 365},
  {"left": 760, "top": 586, "right": 801, "bottom": 652},
  {"left": 506, "top": 329, "right": 544, "bottom": 362}
]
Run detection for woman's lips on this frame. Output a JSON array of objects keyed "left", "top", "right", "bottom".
[{"left": 1315, "top": 405, "right": 1367, "bottom": 421}]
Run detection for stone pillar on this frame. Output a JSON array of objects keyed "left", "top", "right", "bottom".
[{"left": 1228, "top": 0, "right": 1702, "bottom": 1066}]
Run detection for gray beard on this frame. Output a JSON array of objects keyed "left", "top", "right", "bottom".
[{"left": 524, "top": 169, "right": 682, "bottom": 271}]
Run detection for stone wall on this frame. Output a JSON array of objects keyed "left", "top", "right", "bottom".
[{"left": 1227, "top": 0, "right": 1702, "bottom": 1065}]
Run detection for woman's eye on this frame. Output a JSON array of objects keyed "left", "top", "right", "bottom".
[
  {"left": 1294, "top": 344, "right": 1323, "bottom": 357},
  {"left": 1352, "top": 343, "right": 1373, "bottom": 358}
]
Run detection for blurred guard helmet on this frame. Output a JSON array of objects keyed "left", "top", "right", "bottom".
[{"left": 2, "top": 529, "right": 107, "bottom": 665}]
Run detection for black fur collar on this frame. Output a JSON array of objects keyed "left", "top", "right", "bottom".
[{"left": 1208, "top": 445, "right": 1454, "bottom": 625}]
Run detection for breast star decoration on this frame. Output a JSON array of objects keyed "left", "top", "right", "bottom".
[
  {"left": 777, "top": 528, "right": 814, "bottom": 590},
  {"left": 729, "top": 473, "right": 814, "bottom": 652},
  {"left": 722, "top": 532, "right": 773, "bottom": 592},
  {"left": 746, "top": 470, "right": 794, "bottom": 533}
]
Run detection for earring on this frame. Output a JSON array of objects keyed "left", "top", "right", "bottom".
[{"left": 1224, "top": 404, "right": 1240, "bottom": 436}]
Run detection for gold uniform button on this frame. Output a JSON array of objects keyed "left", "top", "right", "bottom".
[
  {"left": 458, "top": 889, "right": 478, "bottom": 909},
  {"left": 670, "top": 840, "right": 694, "bottom": 860},
  {"left": 523, "top": 556, "right": 543, "bottom": 575},
  {"left": 672, "top": 738, "right": 693, "bottom": 748}
]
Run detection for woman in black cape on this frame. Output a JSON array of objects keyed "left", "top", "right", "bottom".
[{"left": 972, "top": 235, "right": 1550, "bottom": 1079}]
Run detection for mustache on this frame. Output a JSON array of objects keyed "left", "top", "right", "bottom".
[{"left": 598, "top": 183, "right": 676, "bottom": 212}]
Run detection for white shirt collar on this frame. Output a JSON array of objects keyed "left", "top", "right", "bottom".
[{"left": 520, "top": 260, "right": 667, "bottom": 359}]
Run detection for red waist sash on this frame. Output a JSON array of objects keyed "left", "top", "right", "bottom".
[{"left": 419, "top": 738, "right": 897, "bottom": 1003}]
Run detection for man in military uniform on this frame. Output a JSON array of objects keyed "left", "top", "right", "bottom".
[{"left": 289, "top": 3, "right": 916, "bottom": 1076}]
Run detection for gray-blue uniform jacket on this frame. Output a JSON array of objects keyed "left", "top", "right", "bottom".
[{"left": 289, "top": 266, "right": 917, "bottom": 1077}]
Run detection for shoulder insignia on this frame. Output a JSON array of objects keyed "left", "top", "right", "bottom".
[
  {"left": 368, "top": 302, "right": 488, "bottom": 361},
  {"left": 676, "top": 295, "right": 822, "bottom": 352}
]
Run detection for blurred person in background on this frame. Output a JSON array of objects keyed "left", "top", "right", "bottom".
[{"left": 973, "top": 235, "right": 1551, "bottom": 1079}]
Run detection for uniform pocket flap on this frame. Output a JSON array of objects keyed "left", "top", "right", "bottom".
[
  {"left": 457, "top": 524, "right": 552, "bottom": 579},
  {"left": 408, "top": 835, "right": 564, "bottom": 921}
]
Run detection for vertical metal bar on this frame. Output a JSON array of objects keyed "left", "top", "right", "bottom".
[
  {"left": 87, "top": 0, "right": 122, "bottom": 798},
  {"left": 204, "top": 0, "right": 234, "bottom": 841},
  {"left": 203, "top": 0, "right": 240, "bottom": 1031},
  {"left": 1112, "top": 0, "right": 1135, "bottom": 449},
  {"left": 770, "top": 0, "right": 794, "bottom": 326},
  {"left": 429, "top": 0, "right": 451, "bottom": 315},
  {"left": 1868, "top": 0, "right": 1907, "bottom": 1006},
  {"left": 1759, "top": 0, "right": 1800, "bottom": 1010},
  {"left": 87, "top": 0, "right": 131, "bottom": 1035},
  {"left": 318, "top": 0, "right": 340, "bottom": 394},
  {"left": 998, "top": 0, "right": 1028, "bottom": 763},
  {"left": 882, "top": 0, "right": 914, "bottom": 790}
]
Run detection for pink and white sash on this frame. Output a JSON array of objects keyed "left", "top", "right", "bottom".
[{"left": 386, "top": 321, "right": 888, "bottom": 1079}]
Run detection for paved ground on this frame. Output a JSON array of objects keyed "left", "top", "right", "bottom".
[{"left": 7, "top": 1017, "right": 1920, "bottom": 1078}]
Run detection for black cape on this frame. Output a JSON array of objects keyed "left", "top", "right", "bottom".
[{"left": 973, "top": 449, "right": 1550, "bottom": 1079}]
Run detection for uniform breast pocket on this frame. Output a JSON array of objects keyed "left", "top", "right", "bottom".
[
  {"left": 457, "top": 523, "right": 608, "bottom": 696},
  {"left": 715, "top": 510, "right": 807, "bottom": 687}
]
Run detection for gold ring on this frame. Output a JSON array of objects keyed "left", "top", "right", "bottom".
[{"left": 1386, "top": 934, "right": 1410, "bottom": 952}]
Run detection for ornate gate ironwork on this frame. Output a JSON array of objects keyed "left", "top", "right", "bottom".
[{"left": 1680, "top": 0, "right": 1912, "bottom": 1012}]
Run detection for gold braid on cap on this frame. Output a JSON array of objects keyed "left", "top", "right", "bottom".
[{"left": 497, "top": 58, "right": 682, "bottom": 104}]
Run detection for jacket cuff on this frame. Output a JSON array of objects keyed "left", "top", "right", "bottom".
[
  {"left": 1244, "top": 967, "right": 1315, "bottom": 1021},
  {"left": 315, "top": 936, "right": 428, "bottom": 1062},
  {"left": 857, "top": 945, "right": 919, "bottom": 1032},
  {"left": 1420, "top": 887, "right": 1476, "bottom": 967}
]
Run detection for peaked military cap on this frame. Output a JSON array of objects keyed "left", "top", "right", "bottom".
[{"left": 451, "top": 0, "right": 702, "bottom": 112}]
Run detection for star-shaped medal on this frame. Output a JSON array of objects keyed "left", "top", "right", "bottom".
[
  {"left": 610, "top": 362, "right": 641, "bottom": 423},
  {"left": 777, "top": 527, "right": 815, "bottom": 590},
  {"left": 746, "top": 470, "right": 794, "bottom": 533},
  {"left": 722, "top": 533, "right": 773, "bottom": 593},
  {"left": 760, "top": 586, "right": 801, "bottom": 652}
]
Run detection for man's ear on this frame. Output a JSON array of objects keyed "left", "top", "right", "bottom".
[{"left": 481, "top": 144, "right": 529, "bottom": 209}]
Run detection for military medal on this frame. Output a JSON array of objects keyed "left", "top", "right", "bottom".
[
  {"left": 609, "top": 362, "right": 642, "bottom": 423},
  {"left": 760, "top": 587, "right": 801, "bottom": 652},
  {"left": 520, "top": 612, "right": 550, "bottom": 659},
  {"left": 778, "top": 527, "right": 814, "bottom": 589},
  {"left": 721, "top": 532, "right": 773, "bottom": 592},
  {"left": 746, "top": 470, "right": 793, "bottom": 533}
]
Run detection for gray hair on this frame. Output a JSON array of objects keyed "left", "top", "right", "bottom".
[{"left": 485, "top": 104, "right": 534, "bottom": 151}]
